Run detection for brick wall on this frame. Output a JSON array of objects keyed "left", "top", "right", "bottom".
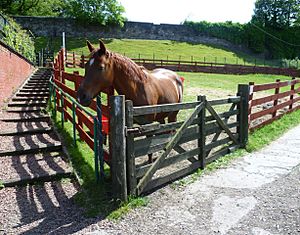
[{"left": 0, "top": 41, "right": 34, "bottom": 107}]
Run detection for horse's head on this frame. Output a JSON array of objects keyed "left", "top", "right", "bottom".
[{"left": 77, "top": 40, "right": 113, "bottom": 106}]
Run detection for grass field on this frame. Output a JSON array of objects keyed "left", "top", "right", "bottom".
[{"left": 37, "top": 37, "right": 276, "bottom": 66}]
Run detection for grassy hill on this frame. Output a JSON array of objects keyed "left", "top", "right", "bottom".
[{"left": 36, "top": 37, "right": 273, "bottom": 66}]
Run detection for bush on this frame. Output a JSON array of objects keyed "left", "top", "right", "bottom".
[{"left": 1, "top": 13, "right": 35, "bottom": 62}]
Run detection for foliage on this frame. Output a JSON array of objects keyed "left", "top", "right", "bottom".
[
  {"left": 1, "top": 13, "right": 35, "bottom": 62},
  {"left": 65, "top": 0, "right": 125, "bottom": 26},
  {"left": 252, "top": 0, "right": 300, "bottom": 28},
  {"left": 0, "top": 0, "right": 125, "bottom": 26}
]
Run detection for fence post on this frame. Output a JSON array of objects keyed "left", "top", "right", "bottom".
[
  {"left": 125, "top": 100, "right": 137, "bottom": 196},
  {"left": 237, "top": 84, "right": 249, "bottom": 147},
  {"left": 81, "top": 53, "right": 85, "bottom": 68},
  {"left": 289, "top": 77, "right": 295, "bottom": 110},
  {"left": 110, "top": 95, "right": 128, "bottom": 201},
  {"left": 198, "top": 95, "right": 206, "bottom": 169},
  {"left": 73, "top": 52, "right": 76, "bottom": 68},
  {"left": 248, "top": 82, "right": 254, "bottom": 127},
  {"left": 272, "top": 79, "right": 280, "bottom": 118},
  {"left": 97, "top": 96, "right": 105, "bottom": 177}
]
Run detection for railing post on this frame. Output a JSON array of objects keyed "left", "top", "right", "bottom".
[
  {"left": 198, "top": 95, "right": 206, "bottom": 169},
  {"left": 237, "top": 84, "right": 249, "bottom": 147},
  {"left": 72, "top": 102, "right": 77, "bottom": 146},
  {"left": 110, "top": 95, "right": 128, "bottom": 201},
  {"left": 289, "top": 77, "right": 295, "bottom": 110},
  {"left": 272, "top": 79, "right": 280, "bottom": 118},
  {"left": 97, "top": 96, "right": 105, "bottom": 177},
  {"left": 93, "top": 117, "right": 100, "bottom": 182}
]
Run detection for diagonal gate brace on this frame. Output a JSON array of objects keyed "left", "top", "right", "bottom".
[{"left": 137, "top": 102, "right": 204, "bottom": 195}]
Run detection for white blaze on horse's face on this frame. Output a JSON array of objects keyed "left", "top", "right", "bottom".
[{"left": 77, "top": 40, "right": 113, "bottom": 107}]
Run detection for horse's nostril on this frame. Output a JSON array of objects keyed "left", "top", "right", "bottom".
[{"left": 81, "top": 93, "right": 87, "bottom": 100}]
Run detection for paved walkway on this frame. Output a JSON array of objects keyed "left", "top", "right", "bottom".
[{"left": 89, "top": 125, "right": 300, "bottom": 235}]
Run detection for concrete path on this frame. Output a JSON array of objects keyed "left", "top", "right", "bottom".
[{"left": 87, "top": 125, "right": 300, "bottom": 235}]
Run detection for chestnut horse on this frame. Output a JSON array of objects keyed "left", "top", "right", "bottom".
[{"left": 77, "top": 40, "right": 184, "bottom": 124}]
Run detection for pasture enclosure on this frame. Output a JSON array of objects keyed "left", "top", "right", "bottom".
[
  {"left": 65, "top": 51, "right": 300, "bottom": 77},
  {"left": 51, "top": 48, "right": 300, "bottom": 201}
]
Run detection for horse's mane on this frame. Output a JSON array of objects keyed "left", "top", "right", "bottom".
[
  {"left": 110, "top": 52, "right": 149, "bottom": 82},
  {"left": 90, "top": 48, "right": 149, "bottom": 83}
]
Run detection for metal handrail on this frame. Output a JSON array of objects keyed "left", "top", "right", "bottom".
[{"left": 49, "top": 74, "right": 104, "bottom": 181}]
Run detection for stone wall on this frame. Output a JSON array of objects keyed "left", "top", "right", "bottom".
[
  {"left": 0, "top": 40, "right": 34, "bottom": 107},
  {"left": 13, "top": 16, "right": 246, "bottom": 52}
]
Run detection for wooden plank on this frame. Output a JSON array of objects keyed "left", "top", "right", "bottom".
[
  {"left": 206, "top": 122, "right": 238, "bottom": 136},
  {"left": 141, "top": 161, "right": 201, "bottom": 194},
  {"left": 250, "top": 103, "right": 300, "bottom": 131},
  {"left": 133, "top": 101, "right": 200, "bottom": 116},
  {"left": 251, "top": 89, "right": 300, "bottom": 106},
  {"left": 136, "top": 102, "right": 204, "bottom": 195},
  {"left": 110, "top": 96, "right": 127, "bottom": 201},
  {"left": 205, "top": 135, "right": 237, "bottom": 152},
  {"left": 131, "top": 118, "right": 200, "bottom": 137},
  {"left": 253, "top": 80, "right": 300, "bottom": 92},
  {"left": 136, "top": 148, "right": 200, "bottom": 178},
  {"left": 198, "top": 96, "right": 206, "bottom": 169},
  {"left": 205, "top": 102, "right": 239, "bottom": 145},
  {"left": 208, "top": 97, "right": 240, "bottom": 106},
  {"left": 205, "top": 109, "right": 239, "bottom": 122},
  {"left": 125, "top": 100, "right": 137, "bottom": 196},
  {"left": 249, "top": 97, "right": 300, "bottom": 121},
  {"left": 134, "top": 125, "right": 199, "bottom": 157}
]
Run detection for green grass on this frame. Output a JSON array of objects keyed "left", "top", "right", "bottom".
[{"left": 37, "top": 37, "right": 276, "bottom": 66}]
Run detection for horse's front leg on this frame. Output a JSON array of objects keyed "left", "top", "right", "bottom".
[{"left": 147, "top": 118, "right": 166, "bottom": 164}]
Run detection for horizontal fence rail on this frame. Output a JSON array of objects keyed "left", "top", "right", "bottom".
[
  {"left": 65, "top": 51, "right": 300, "bottom": 77},
  {"left": 249, "top": 78, "right": 300, "bottom": 131}
]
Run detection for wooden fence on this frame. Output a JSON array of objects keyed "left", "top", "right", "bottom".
[
  {"left": 65, "top": 51, "right": 300, "bottom": 77},
  {"left": 249, "top": 78, "right": 300, "bottom": 131},
  {"left": 109, "top": 85, "right": 249, "bottom": 199},
  {"left": 53, "top": 48, "right": 300, "bottom": 201}
]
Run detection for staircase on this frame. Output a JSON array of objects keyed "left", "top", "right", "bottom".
[{"left": 0, "top": 68, "right": 73, "bottom": 187}]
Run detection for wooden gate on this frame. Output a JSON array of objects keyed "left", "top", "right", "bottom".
[{"left": 109, "top": 85, "right": 249, "bottom": 200}]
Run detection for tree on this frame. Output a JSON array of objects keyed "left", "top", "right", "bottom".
[
  {"left": 65, "top": 0, "right": 125, "bottom": 26},
  {"left": 252, "top": 0, "right": 300, "bottom": 28},
  {"left": 0, "top": 0, "right": 66, "bottom": 16}
]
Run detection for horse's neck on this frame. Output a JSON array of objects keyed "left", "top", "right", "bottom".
[{"left": 111, "top": 55, "right": 150, "bottom": 103}]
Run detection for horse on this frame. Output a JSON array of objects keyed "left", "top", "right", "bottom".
[{"left": 77, "top": 40, "right": 184, "bottom": 125}]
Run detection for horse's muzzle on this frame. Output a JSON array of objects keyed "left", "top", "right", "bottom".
[{"left": 77, "top": 89, "right": 92, "bottom": 107}]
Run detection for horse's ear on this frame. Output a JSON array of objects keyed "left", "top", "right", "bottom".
[
  {"left": 86, "top": 40, "right": 95, "bottom": 52},
  {"left": 99, "top": 39, "right": 106, "bottom": 55}
]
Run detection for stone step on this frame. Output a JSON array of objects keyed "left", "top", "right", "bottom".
[
  {"left": 11, "top": 97, "right": 47, "bottom": 102},
  {"left": 7, "top": 101, "right": 47, "bottom": 107},
  {"left": 0, "top": 151, "right": 73, "bottom": 187},
  {"left": 16, "top": 92, "right": 49, "bottom": 97},
  {"left": 19, "top": 88, "right": 49, "bottom": 93},
  {"left": 23, "top": 84, "right": 49, "bottom": 88},
  {"left": 0, "top": 115, "right": 50, "bottom": 122},
  {"left": 0, "top": 127, "right": 52, "bottom": 136},
  {"left": 27, "top": 81, "right": 49, "bottom": 85},
  {"left": 6, "top": 107, "right": 45, "bottom": 112},
  {"left": 0, "top": 142, "right": 62, "bottom": 156},
  {"left": 2, "top": 171, "right": 73, "bottom": 187}
]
